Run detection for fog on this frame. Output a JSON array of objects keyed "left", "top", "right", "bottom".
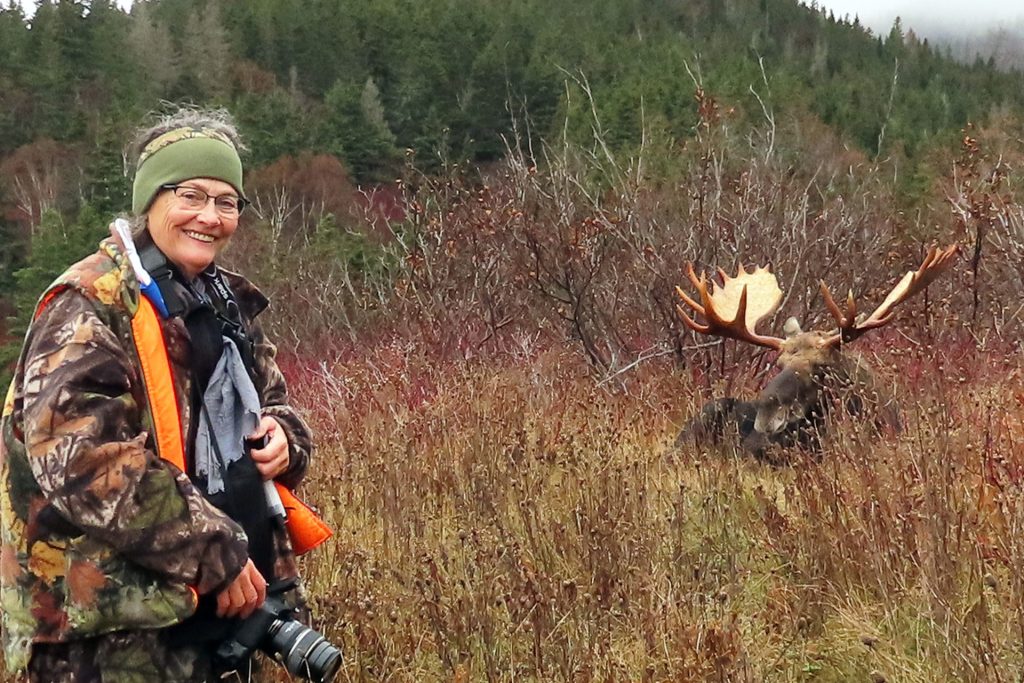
[{"left": 807, "top": 0, "right": 1024, "bottom": 36}]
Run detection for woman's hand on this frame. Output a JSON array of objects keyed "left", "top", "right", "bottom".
[
  {"left": 216, "top": 558, "right": 267, "bottom": 619},
  {"left": 249, "top": 415, "right": 290, "bottom": 481}
]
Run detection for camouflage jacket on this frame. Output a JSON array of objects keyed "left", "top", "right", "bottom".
[{"left": 0, "top": 238, "right": 313, "bottom": 673}]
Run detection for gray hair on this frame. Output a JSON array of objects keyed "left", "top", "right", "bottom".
[{"left": 126, "top": 105, "right": 247, "bottom": 173}]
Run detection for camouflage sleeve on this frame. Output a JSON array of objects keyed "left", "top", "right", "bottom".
[
  {"left": 248, "top": 317, "right": 312, "bottom": 489},
  {"left": 21, "top": 291, "right": 249, "bottom": 595}
]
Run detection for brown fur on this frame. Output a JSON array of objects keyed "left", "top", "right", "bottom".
[{"left": 682, "top": 330, "right": 901, "bottom": 462}]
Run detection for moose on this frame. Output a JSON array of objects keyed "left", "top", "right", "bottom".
[{"left": 673, "top": 245, "right": 959, "bottom": 461}]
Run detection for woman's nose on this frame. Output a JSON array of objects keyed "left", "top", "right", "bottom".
[{"left": 195, "top": 199, "right": 221, "bottom": 224}]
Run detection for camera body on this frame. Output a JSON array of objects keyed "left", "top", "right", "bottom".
[{"left": 213, "top": 580, "right": 342, "bottom": 683}]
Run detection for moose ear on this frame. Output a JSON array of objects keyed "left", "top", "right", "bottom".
[{"left": 783, "top": 317, "right": 803, "bottom": 338}]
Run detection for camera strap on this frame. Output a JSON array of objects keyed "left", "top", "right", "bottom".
[{"left": 200, "top": 265, "right": 258, "bottom": 380}]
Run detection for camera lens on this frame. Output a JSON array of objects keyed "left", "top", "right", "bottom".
[{"left": 267, "top": 619, "right": 342, "bottom": 682}]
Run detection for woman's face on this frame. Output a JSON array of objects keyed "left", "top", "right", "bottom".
[{"left": 146, "top": 177, "right": 241, "bottom": 279}]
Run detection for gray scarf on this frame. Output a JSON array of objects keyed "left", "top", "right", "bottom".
[{"left": 194, "top": 337, "right": 261, "bottom": 494}]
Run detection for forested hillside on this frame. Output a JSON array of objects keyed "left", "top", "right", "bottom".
[
  {"left": 3, "top": 0, "right": 1024, "bottom": 175},
  {"left": 2, "top": 0, "right": 1024, "bottom": 323}
]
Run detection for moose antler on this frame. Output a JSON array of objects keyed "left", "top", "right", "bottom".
[
  {"left": 820, "top": 244, "right": 959, "bottom": 346},
  {"left": 675, "top": 263, "right": 785, "bottom": 350}
]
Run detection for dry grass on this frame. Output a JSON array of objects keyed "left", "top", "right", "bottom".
[
  {"left": 3, "top": 335, "right": 1020, "bottom": 682},
  {"left": 280, "top": 331, "right": 1024, "bottom": 683}
]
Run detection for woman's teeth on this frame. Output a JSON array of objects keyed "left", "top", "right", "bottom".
[{"left": 184, "top": 231, "right": 215, "bottom": 243}]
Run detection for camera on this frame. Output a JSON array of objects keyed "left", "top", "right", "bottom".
[{"left": 214, "top": 580, "right": 342, "bottom": 682}]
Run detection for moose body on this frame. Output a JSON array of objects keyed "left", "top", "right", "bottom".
[
  {"left": 677, "top": 341, "right": 901, "bottom": 461},
  {"left": 674, "top": 246, "right": 956, "bottom": 460}
]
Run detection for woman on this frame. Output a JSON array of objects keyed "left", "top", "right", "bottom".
[{"left": 0, "top": 108, "right": 317, "bottom": 682}]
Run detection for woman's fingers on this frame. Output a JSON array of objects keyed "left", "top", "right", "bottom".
[
  {"left": 249, "top": 416, "right": 290, "bottom": 480},
  {"left": 216, "top": 559, "right": 267, "bottom": 619}
]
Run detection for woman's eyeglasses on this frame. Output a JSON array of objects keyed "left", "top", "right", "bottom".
[{"left": 161, "top": 184, "right": 248, "bottom": 216}]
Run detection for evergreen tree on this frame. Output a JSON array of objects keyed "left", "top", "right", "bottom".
[
  {"left": 81, "top": 121, "right": 131, "bottom": 216},
  {"left": 0, "top": 4, "right": 31, "bottom": 153},
  {"left": 321, "top": 77, "right": 398, "bottom": 182},
  {"left": 233, "top": 86, "right": 311, "bottom": 167},
  {"left": 127, "top": 1, "right": 181, "bottom": 98},
  {"left": 24, "top": 1, "right": 78, "bottom": 138},
  {"left": 178, "top": 0, "right": 232, "bottom": 100}
]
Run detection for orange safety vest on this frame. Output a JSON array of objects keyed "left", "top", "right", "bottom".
[{"left": 37, "top": 287, "right": 332, "bottom": 556}]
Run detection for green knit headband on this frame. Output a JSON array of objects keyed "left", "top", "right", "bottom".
[{"left": 131, "top": 126, "right": 244, "bottom": 214}]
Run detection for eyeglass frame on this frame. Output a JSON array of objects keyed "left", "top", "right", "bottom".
[{"left": 159, "top": 183, "right": 249, "bottom": 216}]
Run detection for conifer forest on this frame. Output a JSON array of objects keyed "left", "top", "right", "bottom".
[{"left": 5, "top": 0, "right": 1024, "bottom": 680}]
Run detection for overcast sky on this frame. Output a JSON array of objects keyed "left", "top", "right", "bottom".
[
  {"left": 806, "top": 0, "right": 1024, "bottom": 35},
  {"left": 14, "top": 0, "right": 132, "bottom": 15}
]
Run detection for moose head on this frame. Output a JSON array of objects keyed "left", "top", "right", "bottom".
[{"left": 674, "top": 245, "right": 959, "bottom": 460}]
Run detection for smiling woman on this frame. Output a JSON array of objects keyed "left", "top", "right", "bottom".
[
  {"left": 128, "top": 116, "right": 248, "bottom": 281},
  {"left": 0, "top": 107, "right": 326, "bottom": 682},
  {"left": 146, "top": 178, "right": 242, "bottom": 279}
]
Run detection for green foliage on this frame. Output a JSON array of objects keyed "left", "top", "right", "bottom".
[
  {"left": 0, "top": 203, "right": 108, "bottom": 386},
  {"left": 81, "top": 122, "right": 132, "bottom": 215},
  {"left": 10, "top": 204, "right": 108, "bottom": 323},
  {"left": 4, "top": 0, "right": 1024, "bottom": 180},
  {"left": 233, "top": 87, "right": 312, "bottom": 167},
  {"left": 310, "top": 212, "right": 397, "bottom": 283},
  {"left": 321, "top": 78, "right": 398, "bottom": 182},
  {"left": 4, "top": 0, "right": 1024, "bottom": 352}
]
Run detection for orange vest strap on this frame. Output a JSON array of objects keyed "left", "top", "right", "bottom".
[
  {"left": 274, "top": 482, "right": 333, "bottom": 555},
  {"left": 131, "top": 296, "right": 187, "bottom": 472},
  {"left": 132, "top": 292, "right": 331, "bottom": 556}
]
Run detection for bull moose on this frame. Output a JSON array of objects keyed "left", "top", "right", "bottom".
[{"left": 674, "top": 245, "right": 959, "bottom": 461}]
